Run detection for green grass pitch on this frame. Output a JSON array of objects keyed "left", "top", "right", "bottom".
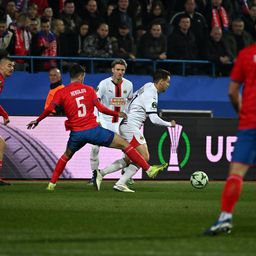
[{"left": 0, "top": 181, "right": 255, "bottom": 256}]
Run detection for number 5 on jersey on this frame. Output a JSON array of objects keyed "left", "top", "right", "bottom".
[{"left": 76, "top": 96, "right": 86, "bottom": 117}]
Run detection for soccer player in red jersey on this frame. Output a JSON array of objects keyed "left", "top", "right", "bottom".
[
  {"left": 0, "top": 56, "right": 15, "bottom": 186},
  {"left": 205, "top": 43, "right": 256, "bottom": 235},
  {"left": 27, "top": 64, "right": 168, "bottom": 191}
]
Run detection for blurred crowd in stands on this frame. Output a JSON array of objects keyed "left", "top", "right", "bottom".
[{"left": 0, "top": 0, "right": 256, "bottom": 75}]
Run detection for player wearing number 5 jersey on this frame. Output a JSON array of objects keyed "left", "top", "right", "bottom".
[{"left": 27, "top": 64, "right": 168, "bottom": 191}]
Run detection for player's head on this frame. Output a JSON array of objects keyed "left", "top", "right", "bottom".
[
  {"left": 153, "top": 69, "right": 171, "bottom": 93},
  {"left": 111, "top": 59, "right": 127, "bottom": 82},
  {"left": 49, "top": 67, "right": 61, "bottom": 84},
  {"left": 0, "top": 53, "right": 15, "bottom": 78},
  {"left": 70, "top": 64, "right": 85, "bottom": 83}
]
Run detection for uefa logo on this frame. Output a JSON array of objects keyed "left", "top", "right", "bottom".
[{"left": 158, "top": 124, "right": 191, "bottom": 171}]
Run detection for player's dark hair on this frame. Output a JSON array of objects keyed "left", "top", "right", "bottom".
[
  {"left": 64, "top": 0, "right": 75, "bottom": 6},
  {"left": 111, "top": 59, "right": 127, "bottom": 68},
  {"left": 0, "top": 49, "right": 11, "bottom": 61},
  {"left": 70, "top": 64, "right": 85, "bottom": 79},
  {"left": 153, "top": 69, "right": 170, "bottom": 83}
]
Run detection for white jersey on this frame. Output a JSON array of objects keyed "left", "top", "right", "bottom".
[
  {"left": 125, "top": 82, "right": 158, "bottom": 129},
  {"left": 96, "top": 77, "right": 133, "bottom": 124}
]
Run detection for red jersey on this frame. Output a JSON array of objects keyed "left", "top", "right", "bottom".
[
  {"left": 37, "top": 82, "right": 119, "bottom": 131},
  {"left": 230, "top": 44, "right": 256, "bottom": 129},
  {"left": 0, "top": 73, "right": 8, "bottom": 119}
]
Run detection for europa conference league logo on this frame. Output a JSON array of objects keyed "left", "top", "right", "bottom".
[{"left": 158, "top": 124, "right": 191, "bottom": 171}]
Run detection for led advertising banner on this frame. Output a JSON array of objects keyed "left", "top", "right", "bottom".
[
  {"left": 1, "top": 117, "right": 143, "bottom": 179},
  {"left": 144, "top": 118, "right": 256, "bottom": 181}
]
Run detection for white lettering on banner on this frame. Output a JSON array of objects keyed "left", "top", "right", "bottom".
[
  {"left": 206, "top": 136, "right": 237, "bottom": 162},
  {"left": 70, "top": 89, "right": 86, "bottom": 96}
]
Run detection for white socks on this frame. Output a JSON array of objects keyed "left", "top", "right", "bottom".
[
  {"left": 90, "top": 145, "right": 100, "bottom": 170},
  {"left": 219, "top": 212, "right": 232, "bottom": 221},
  {"left": 116, "top": 164, "right": 138, "bottom": 185},
  {"left": 101, "top": 158, "right": 127, "bottom": 177}
]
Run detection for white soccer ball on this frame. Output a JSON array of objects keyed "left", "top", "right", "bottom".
[{"left": 190, "top": 171, "right": 209, "bottom": 189}]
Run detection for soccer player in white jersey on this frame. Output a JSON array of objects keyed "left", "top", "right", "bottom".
[
  {"left": 94, "top": 69, "right": 176, "bottom": 192},
  {"left": 89, "top": 59, "right": 133, "bottom": 183}
]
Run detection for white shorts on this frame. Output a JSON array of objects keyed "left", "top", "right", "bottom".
[
  {"left": 119, "top": 123, "right": 146, "bottom": 147},
  {"left": 100, "top": 120, "right": 120, "bottom": 134}
]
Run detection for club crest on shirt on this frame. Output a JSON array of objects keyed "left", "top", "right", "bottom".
[
  {"left": 140, "top": 136, "right": 144, "bottom": 140},
  {"left": 123, "top": 90, "right": 127, "bottom": 94}
]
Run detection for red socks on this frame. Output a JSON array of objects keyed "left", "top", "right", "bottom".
[
  {"left": 123, "top": 145, "right": 150, "bottom": 171},
  {"left": 221, "top": 174, "right": 243, "bottom": 213},
  {"left": 50, "top": 155, "right": 69, "bottom": 183}
]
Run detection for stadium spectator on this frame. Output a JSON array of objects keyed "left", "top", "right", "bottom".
[
  {"left": 42, "top": 7, "right": 54, "bottom": 27},
  {"left": 143, "top": 0, "right": 169, "bottom": 35},
  {"left": 103, "top": 2, "right": 116, "bottom": 23},
  {"left": 29, "top": 0, "right": 49, "bottom": 16},
  {"left": 27, "top": 64, "right": 167, "bottom": 191},
  {"left": 89, "top": 59, "right": 133, "bottom": 185},
  {"left": 59, "top": 0, "right": 81, "bottom": 34},
  {"left": 243, "top": 4, "right": 256, "bottom": 39},
  {"left": 81, "top": 22, "right": 118, "bottom": 58},
  {"left": 9, "top": 13, "right": 31, "bottom": 70},
  {"left": 204, "top": 26, "right": 232, "bottom": 76},
  {"left": 0, "top": 55, "right": 14, "bottom": 186},
  {"left": 170, "top": 0, "right": 208, "bottom": 58},
  {"left": 205, "top": 42, "right": 256, "bottom": 236},
  {"left": 27, "top": 3, "right": 39, "bottom": 21},
  {"left": 222, "top": 18, "right": 253, "bottom": 60},
  {"left": 167, "top": 15, "right": 198, "bottom": 60},
  {"left": 5, "top": 0, "right": 17, "bottom": 25},
  {"left": 137, "top": 21, "right": 167, "bottom": 60},
  {"left": 115, "top": 22, "right": 136, "bottom": 60},
  {"left": 29, "top": 17, "right": 40, "bottom": 35},
  {"left": 30, "top": 17, "right": 57, "bottom": 71},
  {"left": 80, "top": 0, "right": 104, "bottom": 34},
  {"left": 76, "top": 21, "right": 89, "bottom": 56},
  {"left": 44, "top": 67, "right": 65, "bottom": 115},
  {"left": 108, "top": 0, "right": 133, "bottom": 36},
  {"left": 207, "top": 0, "right": 229, "bottom": 32},
  {"left": 94, "top": 69, "right": 175, "bottom": 192},
  {"left": 0, "top": 16, "right": 15, "bottom": 54}
]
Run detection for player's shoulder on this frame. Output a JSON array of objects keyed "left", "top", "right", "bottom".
[
  {"left": 122, "top": 77, "right": 133, "bottom": 86},
  {"left": 239, "top": 43, "right": 256, "bottom": 56},
  {"left": 99, "top": 77, "right": 112, "bottom": 86},
  {"left": 144, "top": 82, "right": 157, "bottom": 95}
]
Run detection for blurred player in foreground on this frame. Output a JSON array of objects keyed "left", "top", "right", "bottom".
[
  {"left": 89, "top": 59, "right": 133, "bottom": 184},
  {"left": 27, "top": 64, "right": 167, "bottom": 190},
  {"left": 94, "top": 69, "right": 176, "bottom": 192},
  {"left": 205, "top": 43, "right": 256, "bottom": 235},
  {"left": 0, "top": 56, "right": 15, "bottom": 186}
]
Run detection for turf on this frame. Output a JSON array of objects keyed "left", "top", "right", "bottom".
[{"left": 0, "top": 181, "right": 255, "bottom": 256}]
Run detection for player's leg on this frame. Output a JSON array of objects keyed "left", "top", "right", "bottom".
[
  {"left": 47, "top": 130, "right": 86, "bottom": 191},
  {"left": 0, "top": 137, "right": 10, "bottom": 186},
  {"left": 114, "top": 143, "right": 149, "bottom": 192},
  {"left": 88, "top": 145, "right": 100, "bottom": 185},
  {"left": 204, "top": 129, "right": 253, "bottom": 235}
]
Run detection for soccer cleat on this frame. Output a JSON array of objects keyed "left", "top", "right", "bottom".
[
  {"left": 204, "top": 218, "right": 233, "bottom": 236},
  {"left": 0, "top": 179, "right": 11, "bottom": 186},
  {"left": 113, "top": 184, "right": 135, "bottom": 193},
  {"left": 46, "top": 182, "right": 56, "bottom": 191},
  {"left": 87, "top": 176, "right": 94, "bottom": 186},
  {"left": 146, "top": 163, "right": 168, "bottom": 178},
  {"left": 93, "top": 169, "right": 102, "bottom": 191}
]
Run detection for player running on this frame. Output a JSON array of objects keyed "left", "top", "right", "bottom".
[
  {"left": 94, "top": 69, "right": 176, "bottom": 192},
  {"left": 204, "top": 43, "right": 256, "bottom": 236},
  {"left": 27, "top": 64, "right": 167, "bottom": 190},
  {"left": 89, "top": 59, "right": 133, "bottom": 184},
  {"left": 0, "top": 56, "right": 15, "bottom": 186}
]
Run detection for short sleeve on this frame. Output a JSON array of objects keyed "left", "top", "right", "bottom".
[
  {"left": 230, "top": 52, "right": 244, "bottom": 83},
  {"left": 96, "top": 80, "right": 105, "bottom": 99}
]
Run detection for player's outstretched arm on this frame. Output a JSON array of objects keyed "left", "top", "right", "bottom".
[
  {"left": 149, "top": 113, "right": 176, "bottom": 127},
  {"left": 27, "top": 104, "right": 55, "bottom": 129}
]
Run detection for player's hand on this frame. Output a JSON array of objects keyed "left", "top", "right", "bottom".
[
  {"left": 170, "top": 120, "right": 176, "bottom": 127},
  {"left": 27, "top": 120, "right": 39, "bottom": 129},
  {"left": 3, "top": 118, "right": 10, "bottom": 125},
  {"left": 119, "top": 112, "right": 127, "bottom": 119}
]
